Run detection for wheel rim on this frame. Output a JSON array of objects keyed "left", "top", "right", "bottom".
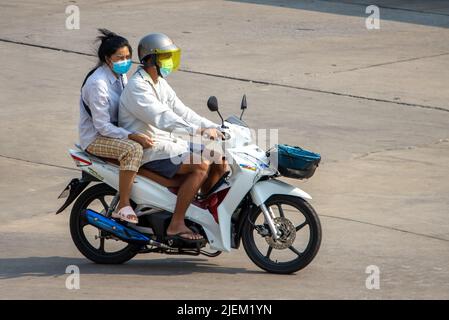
[
  {"left": 250, "top": 200, "right": 314, "bottom": 265},
  {"left": 76, "top": 190, "right": 135, "bottom": 256}
]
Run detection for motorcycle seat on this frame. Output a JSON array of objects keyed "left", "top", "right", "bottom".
[{"left": 94, "top": 156, "right": 184, "bottom": 188}]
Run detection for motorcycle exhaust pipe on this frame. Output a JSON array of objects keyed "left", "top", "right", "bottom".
[{"left": 82, "top": 209, "right": 152, "bottom": 245}]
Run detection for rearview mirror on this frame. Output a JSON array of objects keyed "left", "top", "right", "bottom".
[
  {"left": 207, "top": 95, "right": 225, "bottom": 128},
  {"left": 241, "top": 94, "right": 247, "bottom": 110},
  {"left": 240, "top": 94, "right": 247, "bottom": 120},
  {"left": 207, "top": 96, "right": 219, "bottom": 112}
]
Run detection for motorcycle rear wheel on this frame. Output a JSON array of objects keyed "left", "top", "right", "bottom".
[
  {"left": 70, "top": 183, "right": 139, "bottom": 264},
  {"left": 242, "top": 195, "right": 322, "bottom": 274}
]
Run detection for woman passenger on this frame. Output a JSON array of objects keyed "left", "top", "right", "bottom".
[{"left": 79, "top": 29, "right": 153, "bottom": 223}]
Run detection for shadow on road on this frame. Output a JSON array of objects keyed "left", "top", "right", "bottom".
[
  {"left": 0, "top": 256, "right": 265, "bottom": 279},
  {"left": 227, "top": 0, "right": 449, "bottom": 28}
]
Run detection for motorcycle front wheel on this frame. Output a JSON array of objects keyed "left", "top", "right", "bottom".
[
  {"left": 70, "top": 183, "right": 139, "bottom": 264},
  {"left": 242, "top": 195, "right": 322, "bottom": 274}
]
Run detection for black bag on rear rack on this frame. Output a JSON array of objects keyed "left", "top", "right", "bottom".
[{"left": 274, "top": 144, "right": 321, "bottom": 179}]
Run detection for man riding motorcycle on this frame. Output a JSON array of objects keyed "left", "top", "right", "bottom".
[{"left": 119, "top": 33, "right": 228, "bottom": 246}]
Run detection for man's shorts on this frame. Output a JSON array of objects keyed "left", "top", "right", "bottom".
[{"left": 142, "top": 143, "right": 205, "bottom": 179}]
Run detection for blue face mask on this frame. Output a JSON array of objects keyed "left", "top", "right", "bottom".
[
  {"left": 158, "top": 57, "right": 174, "bottom": 78},
  {"left": 159, "top": 67, "right": 172, "bottom": 78},
  {"left": 112, "top": 59, "right": 132, "bottom": 74}
]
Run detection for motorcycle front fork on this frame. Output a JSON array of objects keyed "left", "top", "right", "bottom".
[{"left": 259, "top": 203, "right": 280, "bottom": 240}]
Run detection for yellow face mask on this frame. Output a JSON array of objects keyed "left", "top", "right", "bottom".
[{"left": 156, "top": 50, "right": 181, "bottom": 77}]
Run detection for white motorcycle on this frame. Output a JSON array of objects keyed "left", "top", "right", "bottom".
[{"left": 56, "top": 95, "right": 322, "bottom": 274}]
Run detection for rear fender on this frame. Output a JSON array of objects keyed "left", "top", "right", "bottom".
[{"left": 55, "top": 171, "right": 100, "bottom": 214}]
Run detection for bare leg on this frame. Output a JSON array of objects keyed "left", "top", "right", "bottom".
[
  {"left": 166, "top": 159, "right": 209, "bottom": 240},
  {"left": 113, "top": 170, "right": 138, "bottom": 223},
  {"left": 117, "top": 170, "right": 136, "bottom": 210},
  {"left": 201, "top": 162, "right": 228, "bottom": 195}
]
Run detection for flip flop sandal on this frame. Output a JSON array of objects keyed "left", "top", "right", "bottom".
[
  {"left": 165, "top": 232, "right": 206, "bottom": 248},
  {"left": 111, "top": 206, "right": 138, "bottom": 224}
]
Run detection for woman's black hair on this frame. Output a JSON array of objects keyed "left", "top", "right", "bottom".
[
  {"left": 96, "top": 28, "right": 132, "bottom": 65},
  {"left": 82, "top": 29, "right": 132, "bottom": 88}
]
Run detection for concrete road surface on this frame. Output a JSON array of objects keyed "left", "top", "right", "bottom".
[{"left": 0, "top": 0, "right": 448, "bottom": 299}]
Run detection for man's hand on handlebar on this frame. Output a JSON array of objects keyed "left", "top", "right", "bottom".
[{"left": 200, "top": 128, "right": 224, "bottom": 140}]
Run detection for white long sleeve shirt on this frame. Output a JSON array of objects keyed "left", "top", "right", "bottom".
[
  {"left": 119, "top": 68, "right": 219, "bottom": 163},
  {"left": 79, "top": 64, "right": 131, "bottom": 150}
]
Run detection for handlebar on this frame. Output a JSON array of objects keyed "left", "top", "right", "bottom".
[{"left": 201, "top": 128, "right": 232, "bottom": 141}]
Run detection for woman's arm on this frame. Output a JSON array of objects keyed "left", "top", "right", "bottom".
[{"left": 83, "top": 80, "right": 131, "bottom": 139}]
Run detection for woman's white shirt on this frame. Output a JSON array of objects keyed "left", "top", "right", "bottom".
[{"left": 79, "top": 64, "right": 130, "bottom": 150}]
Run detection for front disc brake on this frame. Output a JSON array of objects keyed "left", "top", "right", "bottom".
[{"left": 265, "top": 217, "right": 296, "bottom": 250}]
